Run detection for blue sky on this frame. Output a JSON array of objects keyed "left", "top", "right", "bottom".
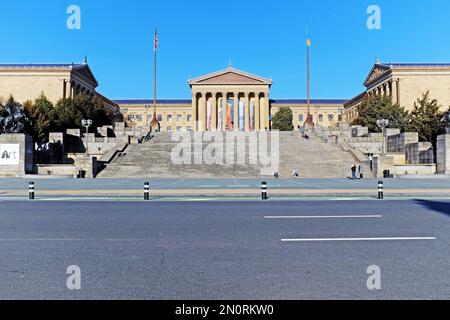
[{"left": 1, "top": 0, "right": 450, "bottom": 100}]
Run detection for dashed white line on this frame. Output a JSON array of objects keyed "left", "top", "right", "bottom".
[
  {"left": 281, "top": 237, "right": 436, "bottom": 242},
  {"left": 265, "top": 215, "right": 382, "bottom": 219},
  {"left": 0, "top": 239, "right": 149, "bottom": 242}
]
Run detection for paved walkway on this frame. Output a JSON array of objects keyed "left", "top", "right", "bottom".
[{"left": 0, "top": 178, "right": 450, "bottom": 199}]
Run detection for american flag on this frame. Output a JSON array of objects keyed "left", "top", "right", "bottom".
[{"left": 154, "top": 29, "right": 158, "bottom": 52}]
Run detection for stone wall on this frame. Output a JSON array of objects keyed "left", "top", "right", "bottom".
[
  {"left": 405, "top": 142, "right": 434, "bottom": 164},
  {"left": 436, "top": 134, "right": 450, "bottom": 174},
  {"left": 0, "top": 133, "right": 33, "bottom": 177},
  {"left": 372, "top": 155, "right": 395, "bottom": 178},
  {"left": 387, "top": 132, "right": 419, "bottom": 153}
]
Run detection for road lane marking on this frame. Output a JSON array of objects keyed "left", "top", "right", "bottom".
[
  {"left": 266, "top": 215, "right": 382, "bottom": 219},
  {"left": 281, "top": 237, "right": 436, "bottom": 242},
  {"left": 0, "top": 239, "right": 149, "bottom": 242}
]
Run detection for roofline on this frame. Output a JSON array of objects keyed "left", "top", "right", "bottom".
[
  {"left": 0, "top": 62, "right": 99, "bottom": 87},
  {"left": 114, "top": 98, "right": 348, "bottom": 105},
  {"left": 364, "top": 62, "right": 450, "bottom": 87},
  {"left": 270, "top": 99, "right": 348, "bottom": 104},
  {"left": 188, "top": 67, "right": 273, "bottom": 86},
  {"left": 114, "top": 99, "right": 192, "bottom": 105}
]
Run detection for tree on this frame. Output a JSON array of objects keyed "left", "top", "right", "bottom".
[
  {"left": 354, "top": 95, "right": 409, "bottom": 132},
  {"left": 272, "top": 107, "right": 293, "bottom": 131},
  {"left": 54, "top": 97, "right": 83, "bottom": 129},
  {"left": 0, "top": 96, "right": 28, "bottom": 133},
  {"left": 406, "top": 91, "right": 446, "bottom": 144},
  {"left": 23, "top": 93, "right": 57, "bottom": 143},
  {"left": 54, "top": 93, "right": 119, "bottom": 131}
]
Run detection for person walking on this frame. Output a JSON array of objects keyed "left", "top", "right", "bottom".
[
  {"left": 304, "top": 133, "right": 310, "bottom": 143},
  {"left": 351, "top": 164, "right": 357, "bottom": 180}
]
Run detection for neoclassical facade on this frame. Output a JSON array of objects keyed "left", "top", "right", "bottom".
[
  {"left": 345, "top": 63, "right": 450, "bottom": 122},
  {"left": 0, "top": 63, "right": 118, "bottom": 109},
  {"left": 119, "top": 67, "right": 346, "bottom": 131},
  {"left": 189, "top": 68, "right": 272, "bottom": 131}
]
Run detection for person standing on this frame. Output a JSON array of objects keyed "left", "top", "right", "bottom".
[
  {"left": 359, "top": 164, "right": 364, "bottom": 179},
  {"left": 351, "top": 164, "right": 357, "bottom": 180}
]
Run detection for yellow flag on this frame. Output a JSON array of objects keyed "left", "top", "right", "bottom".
[{"left": 307, "top": 39, "right": 311, "bottom": 47}]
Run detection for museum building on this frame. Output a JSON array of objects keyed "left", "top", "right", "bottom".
[{"left": 116, "top": 67, "right": 346, "bottom": 131}]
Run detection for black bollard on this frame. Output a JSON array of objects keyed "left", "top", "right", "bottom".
[
  {"left": 262, "top": 181, "right": 268, "bottom": 200},
  {"left": 144, "top": 182, "right": 150, "bottom": 201},
  {"left": 29, "top": 181, "right": 35, "bottom": 200},
  {"left": 378, "top": 181, "right": 384, "bottom": 200}
]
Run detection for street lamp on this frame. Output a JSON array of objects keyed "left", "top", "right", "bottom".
[
  {"left": 376, "top": 118, "right": 390, "bottom": 156},
  {"left": 81, "top": 119, "right": 93, "bottom": 154}
]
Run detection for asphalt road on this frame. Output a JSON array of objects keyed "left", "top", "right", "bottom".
[{"left": 0, "top": 200, "right": 449, "bottom": 299}]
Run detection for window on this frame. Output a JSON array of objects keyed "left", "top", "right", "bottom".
[
  {"left": 167, "top": 126, "right": 173, "bottom": 132},
  {"left": 157, "top": 115, "right": 162, "bottom": 121},
  {"left": 147, "top": 114, "right": 153, "bottom": 120},
  {"left": 319, "top": 114, "right": 323, "bottom": 122},
  {"left": 127, "top": 114, "right": 135, "bottom": 121},
  {"left": 187, "top": 126, "right": 192, "bottom": 131},
  {"left": 177, "top": 126, "right": 182, "bottom": 131},
  {"left": 187, "top": 114, "right": 192, "bottom": 121},
  {"left": 136, "top": 114, "right": 143, "bottom": 122},
  {"left": 177, "top": 115, "right": 183, "bottom": 122},
  {"left": 298, "top": 114, "right": 304, "bottom": 122},
  {"left": 328, "top": 114, "right": 334, "bottom": 121},
  {"left": 167, "top": 115, "right": 173, "bottom": 122}
]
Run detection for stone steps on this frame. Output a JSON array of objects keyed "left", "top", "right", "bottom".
[{"left": 98, "top": 131, "right": 358, "bottom": 178}]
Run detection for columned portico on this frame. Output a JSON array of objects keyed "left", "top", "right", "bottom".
[{"left": 189, "top": 67, "right": 272, "bottom": 131}]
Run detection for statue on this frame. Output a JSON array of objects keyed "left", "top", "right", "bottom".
[
  {"left": 0, "top": 98, "right": 28, "bottom": 134},
  {"left": 446, "top": 113, "right": 450, "bottom": 134}
]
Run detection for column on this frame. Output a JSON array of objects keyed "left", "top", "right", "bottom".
[
  {"left": 244, "top": 92, "right": 250, "bottom": 131},
  {"left": 63, "top": 80, "right": 67, "bottom": 99},
  {"left": 198, "top": 93, "right": 206, "bottom": 131},
  {"left": 264, "top": 94, "right": 270, "bottom": 130},
  {"left": 211, "top": 92, "right": 217, "bottom": 130},
  {"left": 222, "top": 93, "right": 227, "bottom": 131},
  {"left": 192, "top": 92, "right": 198, "bottom": 131},
  {"left": 233, "top": 93, "right": 239, "bottom": 131},
  {"left": 391, "top": 80, "right": 398, "bottom": 105},
  {"left": 259, "top": 95, "right": 265, "bottom": 130},
  {"left": 71, "top": 82, "right": 75, "bottom": 98},
  {"left": 396, "top": 79, "right": 401, "bottom": 105},
  {"left": 255, "top": 93, "right": 260, "bottom": 131}
]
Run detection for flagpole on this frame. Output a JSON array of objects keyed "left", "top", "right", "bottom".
[
  {"left": 305, "top": 25, "right": 313, "bottom": 128},
  {"left": 153, "top": 30, "right": 157, "bottom": 119},
  {"left": 150, "top": 26, "right": 160, "bottom": 131}
]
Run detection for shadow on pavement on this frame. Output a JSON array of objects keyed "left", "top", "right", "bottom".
[{"left": 414, "top": 199, "right": 450, "bottom": 217}]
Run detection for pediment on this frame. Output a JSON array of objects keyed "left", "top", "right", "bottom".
[
  {"left": 73, "top": 64, "right": 98, "bottom": 87},
  {"left": 189, "top": 68, "right": 272, "bottom": 86},
  {"left": 364, "top": 64, "right": 390, "bottom": 87}
]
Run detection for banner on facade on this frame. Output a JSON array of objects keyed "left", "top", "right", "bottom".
[
  {"left": 0, "top": 144, "right": 20, "bottom": 166},
  {"left": 206, "top": 101, "right": 212, "bottom": 130},
  {"left": 226, "top": 100, "right": 233, "bottom": 130},
  {"left": 249, "top": 102, "right": 254, "bottom": 130},
  {"left": 238, "top": 101, "right": 245, "bottom": 130},
  {"left": 217, "top": 100, "right": 223, "bottom": 130}
]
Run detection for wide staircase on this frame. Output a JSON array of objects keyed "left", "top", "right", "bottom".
[{"left": 97, "top": 131, "right": 359, "bottom": 178}]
